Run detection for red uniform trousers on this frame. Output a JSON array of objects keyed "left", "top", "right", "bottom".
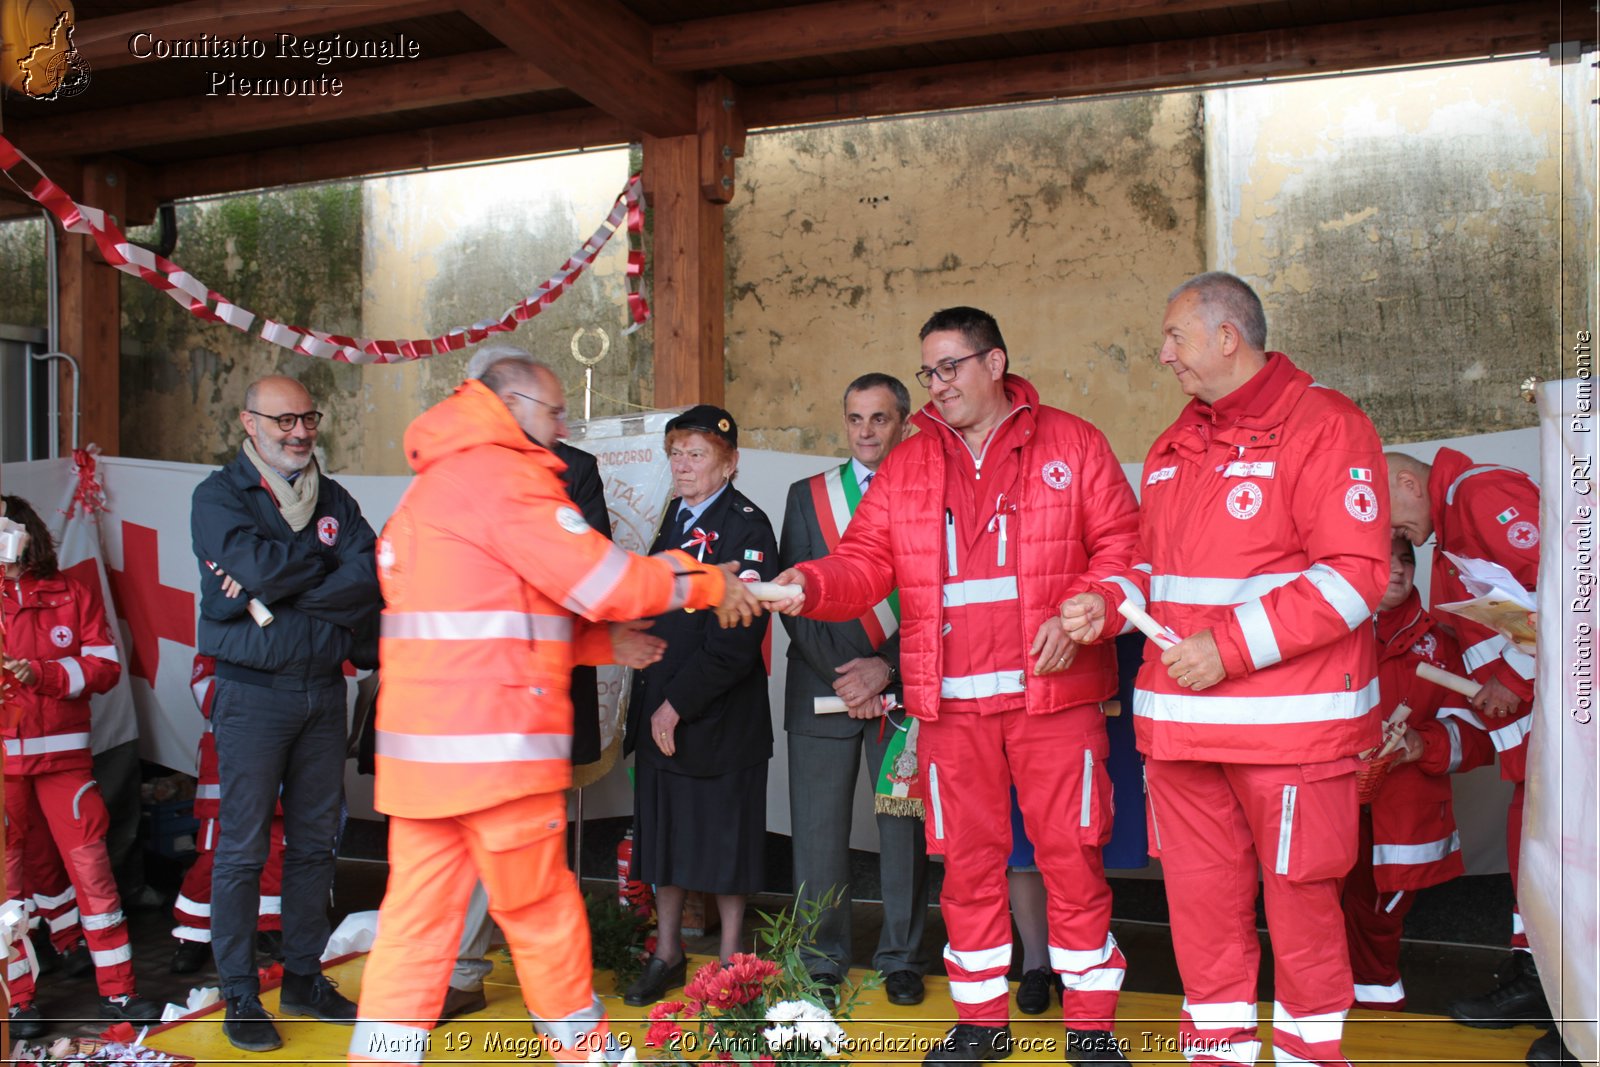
[
  {"left": 4, "top": 769, "right": 135, "bottom": 1003},
  {"left": 1146, "top": 758, "right": 1359, "bottom": 1067},
  {"left": 351, "top": 791, "right": 622, "bottom": 1065},
  {"left": 172, "top": 816, "right": 286, "bottom": 942},
  {"left": 921, "top": 704, "right": 1123, "bottom": 1030},
  {"left": 1339, "top": 810, "right": 1418, "bottom": 1010}
]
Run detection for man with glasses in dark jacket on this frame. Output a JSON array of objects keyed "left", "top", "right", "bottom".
[{"left": 191, "top": 375, "right": 380, "bottom": 1054}]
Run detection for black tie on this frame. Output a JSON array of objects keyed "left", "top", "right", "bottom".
[
  {"left": 677, "top": 508, "right": 695, "bottom": 542},
  {"left": 863, "top": 472, "right": 873, "bottom": 490}
]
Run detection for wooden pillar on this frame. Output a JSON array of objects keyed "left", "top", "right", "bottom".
[
  {"left": 56, "top": 158, "right": 124, "bottom": 456},
  {"left": 643, "top": 78, "right": 745, "bottom": 410},
  {"left": 642, "top": 134, "right": 724, "bottom": 409}
]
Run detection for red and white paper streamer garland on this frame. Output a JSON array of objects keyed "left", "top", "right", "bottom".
[{"left": 0, "top": 134, "right": 649, "bottom": 363}]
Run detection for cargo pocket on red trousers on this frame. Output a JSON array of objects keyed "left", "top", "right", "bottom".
[
  {"left": 1273, "top": 769, "right": 1358, "bottom": 884},
  {"left": 1077, "top": 748, "right": 1115, "bottom": 847}
]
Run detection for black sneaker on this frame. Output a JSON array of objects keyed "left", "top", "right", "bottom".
[
  {"left": 224, "top": 994, "right": 283, "bottom": 1052},
  {"left": 279, "top": 971, "right": 358, "bottom": 1023},
  {"left": 10, "top": 1004, "right": 46, "bottom": 1039},
  {"left": 924, "top": 1024, "right": 1013, "bottom": 1066},
  {"left": 99, "top": 993, "right": 162, "bottom": 1021},
  {"left": 171, "top": 938, "right": 211, "bottom": 974},
  {"left": 1065, "top": 1029, "right": 1130, "bottom": 1065},
  {"left": 1016, "top": 967, "right": 1055, "bottom": 1015},
  {"left": 1449, "top": 952, "right": 1551, "bottom": 1028}
]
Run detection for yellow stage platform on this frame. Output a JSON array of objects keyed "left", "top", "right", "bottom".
[{"left": 141, "top": 953, "right": 1543, "bottom": 1065}]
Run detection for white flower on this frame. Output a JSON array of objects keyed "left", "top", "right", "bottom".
[{"left": 763, "top": 999, "right": 845, "bottom": 1056}]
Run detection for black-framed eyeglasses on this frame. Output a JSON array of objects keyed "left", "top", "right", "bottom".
[
  {"left": 247, "top": 410, "right": 323, "bottom": 431},
  {"left": 915, "top": 351, "right": 988, "bottom": 389},
  {"left": 512, "top": 391, "right": 568, "bottom": 421}
]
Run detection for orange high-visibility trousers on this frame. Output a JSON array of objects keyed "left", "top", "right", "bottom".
[{"left": 351, "top": 791, "right": 613, "bottom": 1065}]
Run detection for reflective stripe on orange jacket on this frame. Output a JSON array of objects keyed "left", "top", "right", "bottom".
[{"left": 374, "top": 380, "right": 725, "bottom": 818}]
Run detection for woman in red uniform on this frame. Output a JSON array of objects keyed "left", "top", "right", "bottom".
[
  {"left": 1, "top": 495, "right": 159, "bottom": 1035},
  {"left": 1341, "top": 536, "right": 1494, "bottom": 1010}
]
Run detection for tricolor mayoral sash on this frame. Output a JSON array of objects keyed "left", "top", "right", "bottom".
[{"left": 809, "top": 462, "right": 921, "bottom": 817}]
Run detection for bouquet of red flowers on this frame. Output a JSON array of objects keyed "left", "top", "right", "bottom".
[{"left": 643, "top": 889, "right": 863, "bottom": 1065}]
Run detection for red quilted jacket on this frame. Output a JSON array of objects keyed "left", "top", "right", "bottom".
[{"left": 795, "top": 375, "right": 1140, "bottom": 720}]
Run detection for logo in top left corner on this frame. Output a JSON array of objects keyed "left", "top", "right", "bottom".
[{"left": 2, "top": 0, "right": 91, "bottom": 101}]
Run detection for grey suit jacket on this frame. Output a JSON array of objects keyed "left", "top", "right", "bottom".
[{"left": 778, "top": 467, "right": 902, "bottom": 739}]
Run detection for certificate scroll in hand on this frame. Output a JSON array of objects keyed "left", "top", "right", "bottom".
[{"left": 1436, "top": 551, "right": 1537, "bottom": 653}]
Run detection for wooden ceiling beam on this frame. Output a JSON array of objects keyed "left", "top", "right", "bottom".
[
  {"left": 742, "top": 1, "right": 1579, "bottom": 127},
  {"left": 7, "top": 50, "right": 560, "bottom": 158},
  {"left": 462, "top": 0, "right": 696, "bottom": 137},
  {"left": 151, "top": 107, "right": 630, "bottom": 202},
  {"left": 72, "top": 0, "right": 458, "bottom": 71},
  {"left": 655, "top": 0, "right": 1249, "bottom": 69}
]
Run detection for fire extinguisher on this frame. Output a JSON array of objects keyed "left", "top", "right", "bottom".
[{"left": 617, "top": 829, "right": 634, "bottom": 908}]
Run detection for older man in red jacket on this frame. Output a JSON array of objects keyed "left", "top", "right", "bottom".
[
  {"left": 1063, "top": 273, "right": 1390, "bottom": 1067},
  {"left": 1386, "top": 447, "right": 1548, "bottom": 1034},
  {"left": 772, "top": 307, "right": 1140, "bottom": 1067}
]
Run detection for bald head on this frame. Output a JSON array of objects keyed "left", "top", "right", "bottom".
[
  {"left": 240, "top": 376, "right": 319, "bottom": 475},
  {"left": 1385, "top": 451, "right": 1434, "bottom": 545}
]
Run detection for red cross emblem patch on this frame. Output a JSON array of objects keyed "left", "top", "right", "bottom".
[
  {"left": 1508, "top": 521, "right": 1539, "bottom": 549},
  {"left": 1344, "top": 484, "right": 1378, "bottom": 523},
  {"left": 1041, "top": 460, "right": 1073, "bottom": 491},
  {"left": 317, "top": 516, "right": 341, "bottom": 546},
  {"left": 1226, "top": 480, "right": 1263, "bottom": 520},
  {"left": 50, "top": 625, "right": 73, "bottom": 648}
]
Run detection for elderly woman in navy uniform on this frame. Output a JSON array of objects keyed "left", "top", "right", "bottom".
[{"left": 623, "top": 405, "right": 779, "bottom": 1007}]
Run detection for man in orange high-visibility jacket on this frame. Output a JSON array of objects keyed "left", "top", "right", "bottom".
[{"left": 350, "top": 349, "right": 760, "bottom": 1066}]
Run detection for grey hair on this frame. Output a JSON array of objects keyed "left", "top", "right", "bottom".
[
  {"left": 1168, "top": 272, "right": 1268, "bottom": 351},
  {"left": 843, "top": 373, "right": 912, "bottom": 418},
  {"left": 466, "top": 345, "right": 552, "bottom": 394}
]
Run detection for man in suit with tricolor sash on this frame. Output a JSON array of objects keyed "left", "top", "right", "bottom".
[{"left": 779, "top": 372, "right": 929, "bottom": 1009}]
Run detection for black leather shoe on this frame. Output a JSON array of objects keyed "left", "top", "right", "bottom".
[
  {"left": 30, "top": 928, "right": 59, "bottom": 977},
  {"left": 100, "top": 993, "right": 162, "bottom": 1021},
  {"left": 811, "top": 973, "right": 841, "bottom": 1010},
  {"left": 1450, "top": 953, "right": 1551, "bottom": 1028},
  {"left": 10, "top": 1004, "right": 46, "bottom": 1039},
  {"left": 434, "top": 985, "right": 488, "bottom": 1028},
  {"left": 924, "top": 1024, "right": 1013, "bottom": 1066},
  {"left": 279, "top": 972, "right": 358, "bottom": 1023},
  {"left": 624, "top": 956, "right": 687, "bottom": 1007},
  {"left": 884, "top": 969, "right": 925, "bottom": 1006},
  {"left": 224, "top": 994, "right": 283, "bottom": 1053},
  {"left": 1527, "top": 1027, "right": 1579, "bottom": 1065},
  {"left": 1065, "top": 1029, "right": 1130, "bottom": 1065},
  {"left": 171, "top": 938, "right": 211, "bottom": 974},
  {"left": 1016, "top": 967, "right": 1054, "bottom": 1015}
]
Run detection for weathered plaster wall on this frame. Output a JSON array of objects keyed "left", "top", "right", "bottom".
[
  {"left": 724, "top": 97, "right": 1207, "bottom": 461},
  {"left": 1206, "top": 59, "right": 1585, "bottom": 444},
  {"left": 112, "top": 149, "right": 638, "bottom": 475},
  {"left": 358, "top": 149, "right": 640, "bottom": 475},
  {"left": 120, "top": 184, "right": 368, "bottom": 468}
]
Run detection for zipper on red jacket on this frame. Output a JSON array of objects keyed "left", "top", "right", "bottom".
[
  {"left": 945, "top": 509, "right": 958, "bottom": 577},
  {"left": 924, "top": 402, "right": 1030, "bottom": 481}
]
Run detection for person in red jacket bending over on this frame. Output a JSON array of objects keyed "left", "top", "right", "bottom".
[
  {"left": 1385, "top": 448, "right": 1567, "bottom": 1065},
  {"left": 1061, "top": 272, "right": 1391, "bottom": 1067},
  {"left": 1, "top": 495, "right": 162, "bottom": 1036},
  {"left": 770, "top": 306, "right": 1141, "bottom": 1067},
  {"left": 1342, "top": 536, "right": 1493, "bottom": 1012}
]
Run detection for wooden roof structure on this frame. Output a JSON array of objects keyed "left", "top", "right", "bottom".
[{"left": 0, "top": 0, "right": 1589, "bottom": 447}]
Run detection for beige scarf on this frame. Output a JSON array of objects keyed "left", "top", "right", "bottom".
[{"left": 243, "top": 438, "right": 321, "bottom": 532}]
